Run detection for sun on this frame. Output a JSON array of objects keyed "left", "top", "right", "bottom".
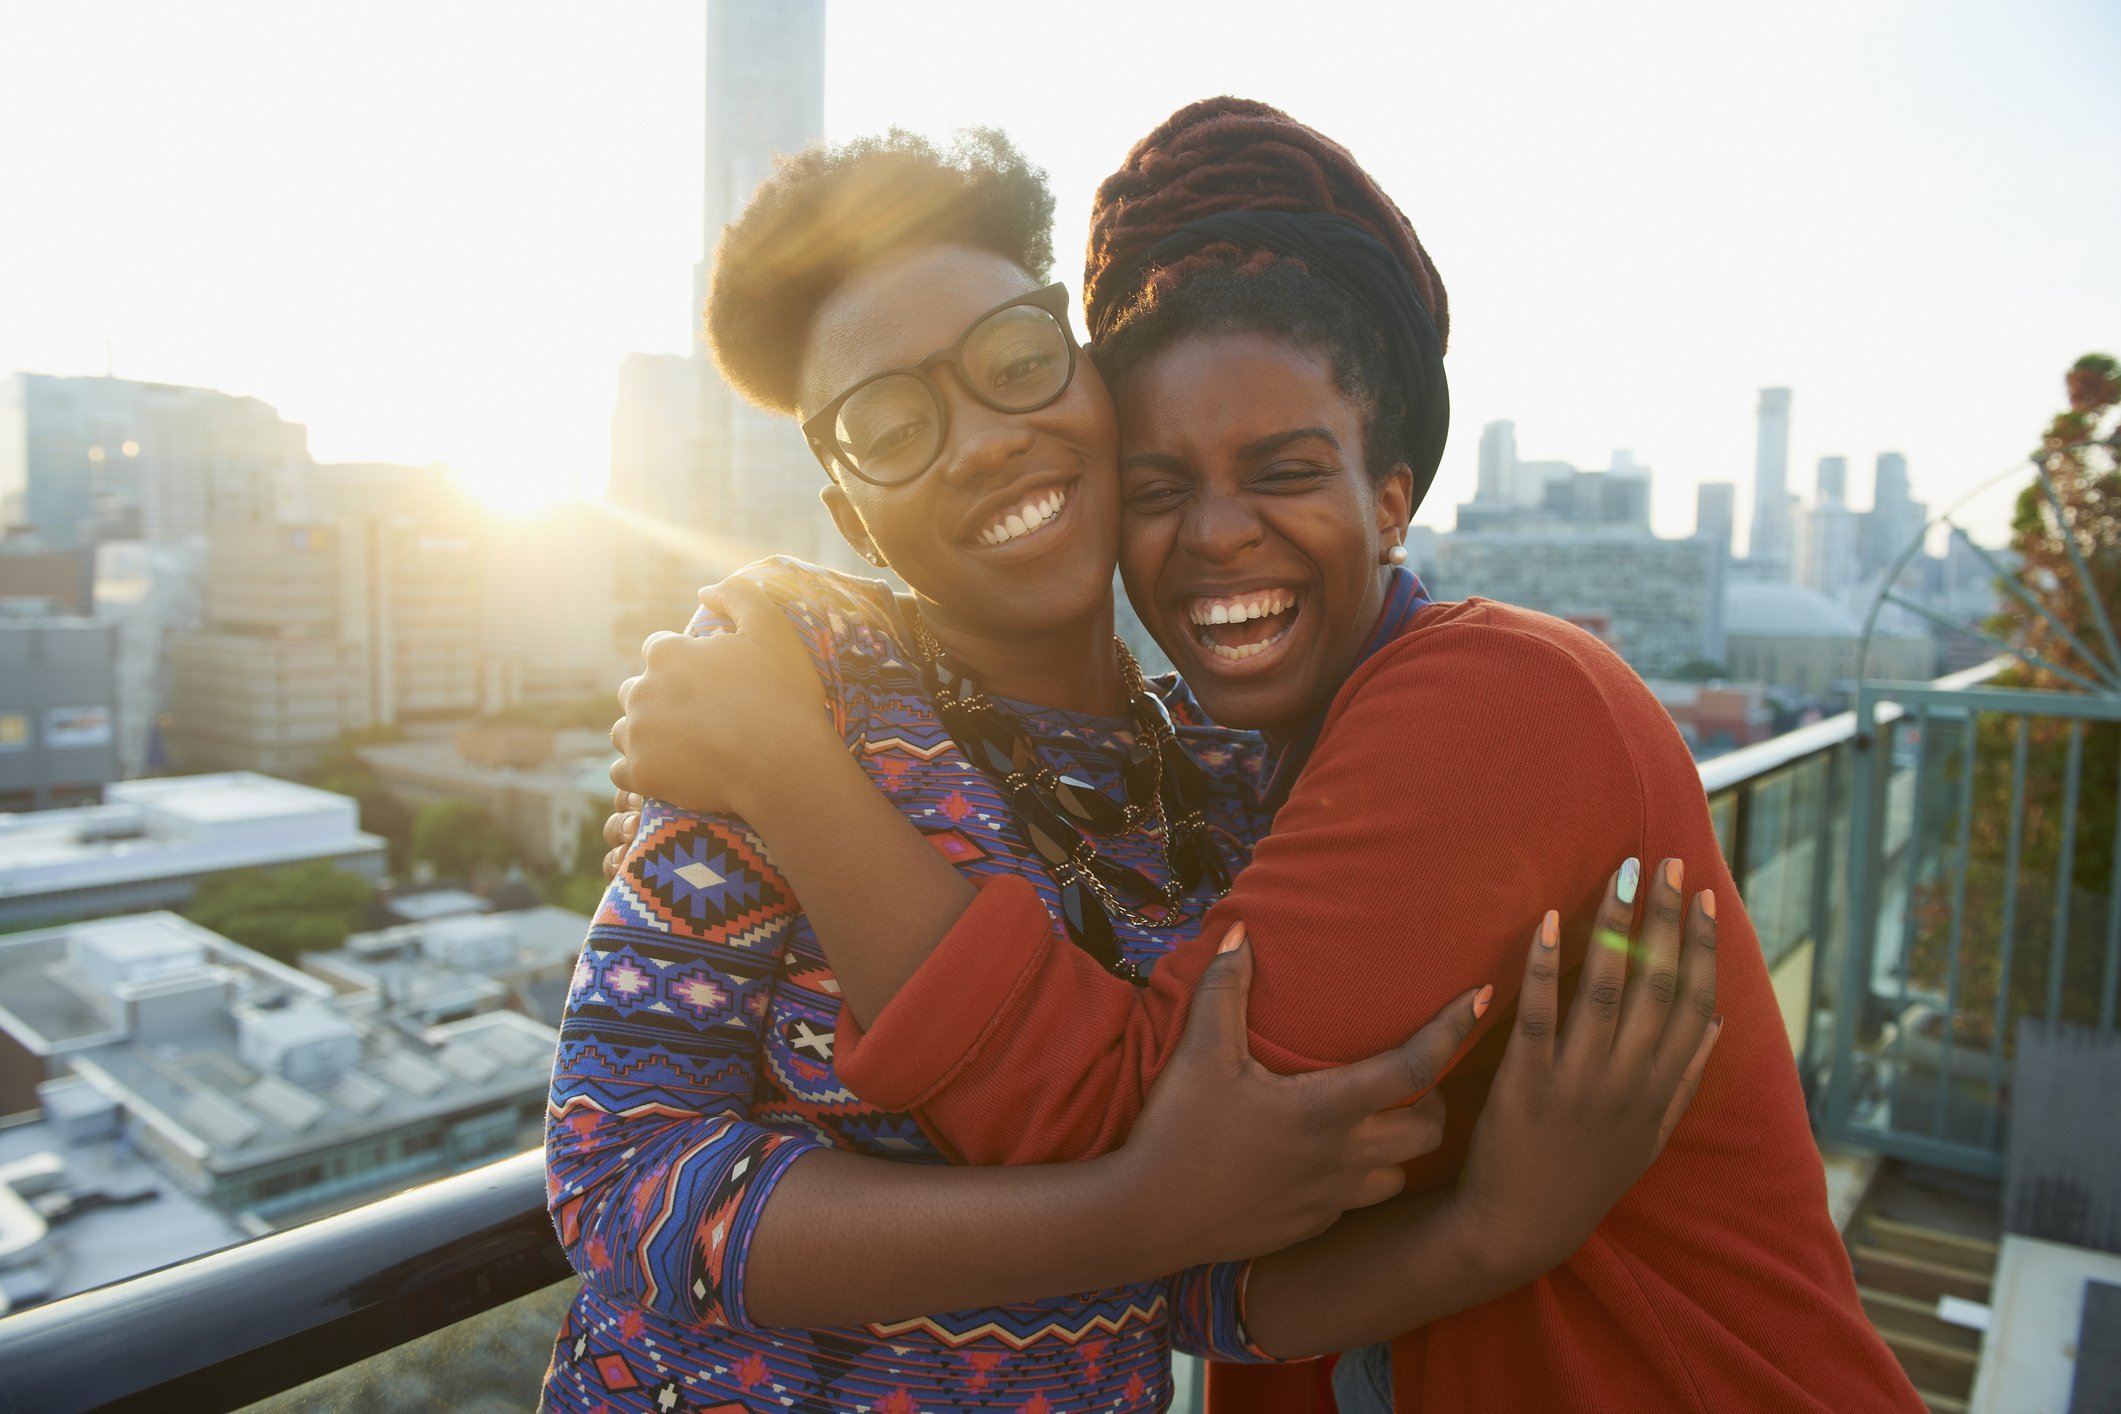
[{"left": 448, "top": 454, "right": 595, "bottom": 518}]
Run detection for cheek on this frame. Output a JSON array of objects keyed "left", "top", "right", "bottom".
[{"left": 1116, "top": 511, "right": 1175, "bottom": 604}]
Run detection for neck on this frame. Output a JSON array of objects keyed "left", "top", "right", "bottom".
[{"left": 913, "top": 592, "right": 1126, "bottom": 716}]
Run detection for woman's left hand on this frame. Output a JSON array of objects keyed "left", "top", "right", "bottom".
[
  {"left": 1442, "top": 856, "right": 1721, "bottom": 1276},
  {"left": 607, "top": 577, "right": 835, "bottom": 819}
]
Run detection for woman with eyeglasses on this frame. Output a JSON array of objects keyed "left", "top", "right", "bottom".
[
  {"left": 590, "top": 103, "right": 1925, "bottom": 1412},
  {"left": 544, "top": 126, "right": 1713, "bottom": 1414}
]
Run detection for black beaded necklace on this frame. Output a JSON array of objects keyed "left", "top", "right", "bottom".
[{"left": 909, "top": 613, "right": 1231, "bottom": 983}]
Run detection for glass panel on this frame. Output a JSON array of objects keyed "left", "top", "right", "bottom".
[{"left": 237, "top": 1279, "right": 577, "bottom": 1413}]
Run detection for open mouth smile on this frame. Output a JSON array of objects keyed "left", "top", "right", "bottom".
[{"left": 1187, "top": 588, "right": 1301, "bottom": 663}]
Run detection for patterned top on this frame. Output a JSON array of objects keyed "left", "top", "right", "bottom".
[{"left": 543, "top": 559, "right": 1276, "bottom": 1413}]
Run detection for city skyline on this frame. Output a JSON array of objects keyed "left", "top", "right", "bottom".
[{"left": 3, "top": 1, "right": 2116, "bottom": 551}]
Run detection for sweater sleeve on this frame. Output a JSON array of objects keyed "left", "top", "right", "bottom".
[
  {"left": 544, "top": 562, "right": 873, "bottom": 1327},
  {"left": 836, "top": 614, "right": 1647, "bottom": 1165},
  {"left": 545, "top": 801, "right": 825, "bottom": 1329}
]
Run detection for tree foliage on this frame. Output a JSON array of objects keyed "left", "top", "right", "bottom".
[
  {"left": 1903, "top": 354, "right": 2121, "bottom": 1052},
  {"left": 410, "top": 800, "right": 519, "bottom": 884},
  {"left": 183, "top": 861, "right": 374, "bottom": 965}
]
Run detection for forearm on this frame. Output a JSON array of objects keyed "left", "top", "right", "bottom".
[
  {"left": 1243, "top": 1193, "right": 1541, "bottom": 1357},
  {"left": 744, "top": 1146, "right": 1168, "bottom": 1328},
  {"left": 736, "top": 740, "right": 975, "bottom": 1028}
]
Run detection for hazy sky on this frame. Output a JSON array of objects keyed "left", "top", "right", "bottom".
[{"left": 2, "top": 1, "right": 2115, "bottom": 547}]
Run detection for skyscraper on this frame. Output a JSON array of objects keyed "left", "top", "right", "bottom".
[
  {"left": 1695, "top": 482, "right": 1736, "bottom": 558},
  {"left": 1750, "top": 388, "right": 1793, "bottom": 568},
  {"left": 1476, "top": 420, "right": 1517, "bottom": 504},
  {"left": 606, "top": 0, "right": 850, "bottom": 632},
  {"left": 1816, "top": 455, "right": 1847, "bottom": 506}
]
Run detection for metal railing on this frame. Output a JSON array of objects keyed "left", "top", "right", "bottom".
[{"left": 0, "top": 661, "right": 2013, "bottom": 1412}]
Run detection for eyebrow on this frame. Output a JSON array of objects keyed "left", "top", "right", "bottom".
[{"left": 1119, "top": 426, "right": 1342, "bottom": 475}]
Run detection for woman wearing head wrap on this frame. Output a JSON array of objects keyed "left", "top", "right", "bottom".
[{"left": 612, "top": 99, "right": 1923, "bottom": 1411}]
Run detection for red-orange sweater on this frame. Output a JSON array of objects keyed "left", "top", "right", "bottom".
[{"left": 837, "top": 600, "right": 1920, "bottom": 1413}]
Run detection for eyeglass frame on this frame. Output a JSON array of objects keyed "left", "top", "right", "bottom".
[{"left": 800, "top": 283, "right": 1080, "bottom": 488}]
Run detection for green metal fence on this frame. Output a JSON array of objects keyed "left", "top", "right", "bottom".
[{"left": 1823, "top": 675, "right": 2121, "bottom": 1176}]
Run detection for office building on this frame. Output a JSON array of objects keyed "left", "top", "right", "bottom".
[
  {"left": 1797, "top": 499, "right": 1864, "bottom": 601},
  {"left": 1541, "top": 467, "right": 1652, "bottom": 532},
  {"left": 1750, "top": 388, "right": 1794, "bottom": 569},
  {"left": 353, "top": 726, "right": 612, "bottom": 874},
  {"left": 1475, "top": 420, "right": 1517, "bottom": 504},
  {"left": 1433, "top": 531, "right": 1722, "bottom": 676},
  {"left": 166, "top": 519, "right": 480, "bottom": 773},
  {"left": 92, "top": 540, "right": 206, "bottom": 778},
  {"left": 1723, "top": 581, "right": 1933, "bottom": 699},
  {"left": 303, "top": 906, "right": 591, "bottom": 1028},
  {"left": 1816, "top": 455, "right": 1848, "bottom": 506},
  {"left": 0, "top": 773, "right": 386, "bottom": 930},
  {"left": 477, "top": 505, "right": 625, "bottom": 709},
  {"left": 0, "top": 547, "right": 89, "bottom": 615},
  {"left": 1862, "top": 451, "right": 1926, "bottom": 576},
  {"left": 1696, "top": 482, "right": 1737, "bottom": 558},
  {"left": 0, "top": 374, "right": 307, "bottom": 551},
  {"left": 608, "top": 0, "right": 859, "bottom": 588},
  {"left": 0, "top": 912, "right": 554, "bottom": 1274},
  {"left": 0, "top": 604, "right": 120, "bottom": 811}
]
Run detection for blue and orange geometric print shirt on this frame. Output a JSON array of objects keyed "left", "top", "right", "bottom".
[{"left": 543, "top": 559, "right": 1276, "bottom": 1413}]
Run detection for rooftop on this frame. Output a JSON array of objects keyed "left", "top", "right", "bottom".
[{"left": 0, "top": 772, "right": 386, "bottom": 904}]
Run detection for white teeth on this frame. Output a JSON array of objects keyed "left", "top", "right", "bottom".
[
  {"left": 1188, "top": 589, "right": 1297, "bottom": 626},
  {"left": 1201, "top": 619, "right": 1295, "bottom": 661},
  {"left": 977, "top": 487, "right": 1070, "bottom": 547}
]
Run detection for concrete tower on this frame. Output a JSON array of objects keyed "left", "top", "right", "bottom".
[{"left": 1750, "top": 388, "right": 1794, "bottom": 568}]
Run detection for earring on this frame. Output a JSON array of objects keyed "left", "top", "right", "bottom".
[
  {"left": 1384, "top": 541, "right": 1409, "bottom": 566},
  {"left": 864, "top": 548, "right": 888, "bottom": 568}
]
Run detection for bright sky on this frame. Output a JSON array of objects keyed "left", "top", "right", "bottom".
[{"left": 2, "top": 0, "right": 2115, "bottom": 546}]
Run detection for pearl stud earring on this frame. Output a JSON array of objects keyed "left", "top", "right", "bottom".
[{"left": 1385, "top": 541, "right": 1409, "bottom": 566}]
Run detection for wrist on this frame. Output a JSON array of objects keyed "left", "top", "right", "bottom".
[
  {"left": 1439, "top": 1188, "right": 1552, "bottom": 1292},
  {"left": 1084, "top": 1148, "right": 1189, "bottom": 1280},
  {"left": 730, "top": 718, "right": 846, "bottom": 819}
]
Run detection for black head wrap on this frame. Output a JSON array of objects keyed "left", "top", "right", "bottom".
[{"left": 1090, "top": 210, "right": 1450, "bottom": 517}]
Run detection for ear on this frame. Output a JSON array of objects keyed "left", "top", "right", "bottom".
[
  {"left": 820, "top": 480, "right": 882, "bottom": 564},
  {"left": 1373, "top": 463, "right": 1415, "bottom": 554}
]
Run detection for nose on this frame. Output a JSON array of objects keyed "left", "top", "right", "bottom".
[
  {"left": 1179, "top": 483, "right": 1265, "bottom": 563},
  {"left": 930, "top": 373, "right": 1035, "bottom": 489}
]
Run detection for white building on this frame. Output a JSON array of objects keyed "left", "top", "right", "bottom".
[
  {"left": 1696, "top": 481, "right": 1737, "bottom": 558},
  {"left": 1797, "top": 499, "right": 1864, "bottom": 601},
  {"left": 1724, "top": 581, "right": 1934, "bottom": 698},
  {"left": 0, "top": 911, "right": 555, "bottom": 1308},
  {"left": 1751, "top": 387, "right": 1795, "bottom": 570},
  {"left": 0, "top": 773, "right": 386, "bottom": 929},
  {"left": 1433, "top": 531, "right": 1723, "bottom": 675}
]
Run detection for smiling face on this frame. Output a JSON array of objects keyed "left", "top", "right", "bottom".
[
  {"left": 799, "top": 244, "right": 1120, "bottom": 643},
  {"left": 1114, "top": 331, "right": 1412, "bottom": 733}
]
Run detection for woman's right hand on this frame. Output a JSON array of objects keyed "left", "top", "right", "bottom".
[
  {"left": 1108, "top": 924, "right": 1490, "bottom": 1271},
  {"left": 1443, "top": 857, "right": 1721, "bottom": 1276}
]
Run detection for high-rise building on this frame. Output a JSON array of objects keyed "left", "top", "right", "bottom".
[
  {"left": 1750, "top": 388, "right": 1794, "bottom": 569},
  {"left": 1475, "top": 420, "right": 1517, "bottom": 504},
  {"left": 167, "top": 516, "right": 483, "bottom": 774},
  {"left": 1816, "top": 455, "right": 1847, "bottom": 506},
  {"left": 1861, "top": 451, "right": 1925, "bottom": 576},
  {"left": 0, "top": 374, "right": 307, "bottom": 551},
  {"left": 0, "top": 602, "right": 120, "bottom": 811},
  {"left": 1797, "top": 499, "right": 1862, "bottom": 600},
  {"left": 1540, "top": 469, "right": 1652, "bottom": 532},
  {"left": 93, "top": 539, "right": 206, "bottom": 778},
  {"left": 1433, "top": 531, "right": 1722, "bottom": 675},
  {"left": 1695, "top": 482, "right": 1737, "bottom": 557},
  {"left": 608, "top": 0, "right": 852, "bottom": 629}
]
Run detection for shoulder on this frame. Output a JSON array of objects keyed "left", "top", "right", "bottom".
[
  {"left": 1339, "top": 598, "right": 1665, "bottom": 727},
  {"left": 684, "top": 557, "right": 911, "bottom": 670}
]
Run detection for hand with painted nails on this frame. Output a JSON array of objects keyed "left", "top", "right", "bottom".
[
  {"left": 1109, "top": 923, "right": 1490, "bottom": 1270},
  {"left": 1442, "top": 856, "right": 1722, "bottom": 1277},
  {"left": 604, "top": 576, "right": 836, "bottom": 835}
]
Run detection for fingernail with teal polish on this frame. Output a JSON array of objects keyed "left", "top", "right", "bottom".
[{"left": 1617, "top": 857, "right": 1641, "bottom": 905}]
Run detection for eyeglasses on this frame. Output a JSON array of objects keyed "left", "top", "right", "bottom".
[{"left": 802, "top": 283, "right": 1078, "bottom": 487}]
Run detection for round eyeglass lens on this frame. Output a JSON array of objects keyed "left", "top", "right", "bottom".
[
  {"left": 835, "top": 374, "right": 944, "bottom": 483},
  {"left": 962, "top": 304, "right": 1072, "bottom": 411}
]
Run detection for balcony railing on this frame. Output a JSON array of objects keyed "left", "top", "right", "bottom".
[{"left": 0, "top": 660, "right": 2040, "bottom": 1413}]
